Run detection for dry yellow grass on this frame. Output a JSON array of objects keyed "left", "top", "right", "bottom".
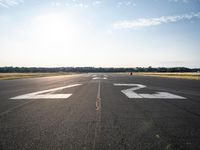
[
  {"left": 133, "top": 72, "right": 200, "bottom": 80},
  {"left": 0, "top": 72, "right": 76, "bottom": 80}
]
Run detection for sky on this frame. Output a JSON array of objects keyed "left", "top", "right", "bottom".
[{"left": 0, "top": 0, "right": 200, "bottom": 68}]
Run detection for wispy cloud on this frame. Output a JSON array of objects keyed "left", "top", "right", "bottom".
[
  {"left": 169, "top": 0, "right": 200, "bottom": 3},
  {"left": 92, "top": 1, "right": 101, "bottom": 6},
  {"left": 116, "top": 1, "right": 136, "bottom": 8},
  {"left": 51, "top": 1, "right": 89, "bottom": 9},
  {"left": 75, "top": 3, "right": 89, "bottom": 8},
  {"left": 0, "top": 0, "right": 23, "bottom": 8},
  {"left": 169, "top": 0, "right": 189, "bottom": 3},
  {"left": 112, "top": 12, "right": 200, "bottom": 30},
  {"left": 50, "top": 0, "right": 102, "bottom": 9}
]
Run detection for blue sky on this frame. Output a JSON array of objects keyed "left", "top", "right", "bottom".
[{"left": 0, "top": 0, "right": 200, "bottom": 68}]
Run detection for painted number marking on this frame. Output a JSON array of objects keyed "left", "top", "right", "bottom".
[
  {"left": 114, "top": 84, "right": 186, "bottom": 99},
  {"left": 10, "top": 84, "right": 82, "bottom": 99}
]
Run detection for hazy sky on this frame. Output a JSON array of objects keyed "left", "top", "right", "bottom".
[{"left": 0, "top": 0, "right": 200, "bottom": 68}]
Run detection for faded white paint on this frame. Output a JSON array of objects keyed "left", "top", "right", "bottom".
[
  {"left": 93, "top": 81, "right": 101, "bottom": 149},
  {"left": 10, "top": 84, "right": 82, "bottom": 99},
  {"left": 114, "top": 84, "right": 186, "bottom": 99},
  {"left": 93, "top": 77, "right": 107, "bottom": 80}
]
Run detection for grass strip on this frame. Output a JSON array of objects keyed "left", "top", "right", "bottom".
[{"left": 0, "top": 72, "right": 76, "bottom": 80}]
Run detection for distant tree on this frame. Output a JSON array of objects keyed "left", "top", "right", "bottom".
[{"left": 0, "top": 66, "right": 199, "bottom": 73}]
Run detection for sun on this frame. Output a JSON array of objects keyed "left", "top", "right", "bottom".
[{"left": 34, "top": 12, "right": 78, "bottom": 43}]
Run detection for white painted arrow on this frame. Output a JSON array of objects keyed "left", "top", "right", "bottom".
[
  {"left": 10, "top": 84, "right": 82, "bottom": 99},
  {"left": 114, "top": 84, "right": 186, "bottom": 99}
]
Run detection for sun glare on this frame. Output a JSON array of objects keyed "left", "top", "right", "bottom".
[{"left": 34, "top": 12, "right": 79, "bottom": 43}]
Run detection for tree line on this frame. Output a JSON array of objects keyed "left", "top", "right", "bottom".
[{"left": 0, "top": 66, "right": 199, "bottom": 73}]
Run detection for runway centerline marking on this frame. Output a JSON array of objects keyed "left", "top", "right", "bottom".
[
  {"left": 10, "top": 84, "right": 82, "bottom": 99},
  {"left": 93, "top": 81, "right": 102, "bottom": 150},
  {"left": 114, "top": 84, "right": 186, "bottom": 99}
]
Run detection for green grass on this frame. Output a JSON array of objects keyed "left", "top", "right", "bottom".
[
  {"left": 0, "top": 72, "right": 77, "bottom": 80},
  {"left": 133, "top": 72, "right": 200, "bottom": 80}
]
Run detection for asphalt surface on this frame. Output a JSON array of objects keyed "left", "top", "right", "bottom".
[{"left": 0, "top": 73, "right": 200, "bottom": 150}]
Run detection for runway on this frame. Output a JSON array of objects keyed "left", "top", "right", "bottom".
[{"left": 0, "top": 73, "right": 200, "bottom": 150}]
